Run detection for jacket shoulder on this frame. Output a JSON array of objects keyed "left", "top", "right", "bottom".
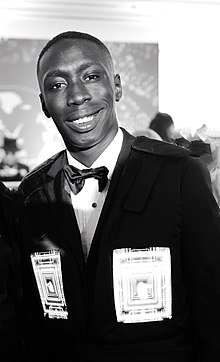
[
  {"left": 18, "top": 150, "right": 65, "bottom": 193},
  {"left": 132, "top": 136, "right": 190, "bottom": 158}
]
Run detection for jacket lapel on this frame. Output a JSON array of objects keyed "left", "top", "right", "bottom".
[
  {"left": 43, "top": 152, "right": 85, "bottom": 273},
  {"left": 122, "top": 152, "right": 164, "bottom": 212},
  {"left": 89, "top": 129, "right": 135, "bottom": 247},
  {"left": 89, "top": 130, "right": 165, "bottom": 251}
]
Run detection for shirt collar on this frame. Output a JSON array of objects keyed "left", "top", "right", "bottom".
[{"left": 66, "top": 128, "right": 123, "bottom": 180}]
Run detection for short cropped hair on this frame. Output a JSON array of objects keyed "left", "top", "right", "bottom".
[{"left": 37, "top": 31, "right": 113, "bottom": 75}]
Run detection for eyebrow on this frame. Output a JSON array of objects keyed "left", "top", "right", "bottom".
[
  {"left": 44, "top": 62, "right": 102, "bottom": 82},
  {"left": 44, "top": 69, "right": 62, "bottom": 82}
]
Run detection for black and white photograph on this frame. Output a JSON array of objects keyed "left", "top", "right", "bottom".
[{"left": 1, "top": 1, "right": 220, "bottom": 362}]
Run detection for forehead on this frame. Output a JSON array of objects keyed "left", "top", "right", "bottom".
[{"left": 38, "top": 38, "right": 112, "bottom": 79}]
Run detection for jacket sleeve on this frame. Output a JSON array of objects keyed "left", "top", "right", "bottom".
[
  {"left": 0, "top": 182, "right": 25, "bottom": 361},
  {"left": 181, "top": 157, "right": 220, "bottom": 361}
]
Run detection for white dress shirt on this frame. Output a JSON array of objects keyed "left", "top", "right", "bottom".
[{"left": 66, "top": 128, "right": 123, "bottom": 258}]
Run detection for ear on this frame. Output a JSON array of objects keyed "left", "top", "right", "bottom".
[
  {"left": 114, "top": 74, "right": 122, "bottom": 102},
  {"left": 39, "top": 94, "right": 51, "bottom": 118}
]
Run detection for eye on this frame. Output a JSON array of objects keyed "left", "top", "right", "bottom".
[
  {"left": 50, "top": 82, "right": 66, "bottom": 90},
  {"left": 84, "top": 74, "right": 99, "bottom": 82}
]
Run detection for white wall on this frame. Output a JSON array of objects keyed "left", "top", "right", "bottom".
[
  {"left": 158, "top": 3, "right": 220, "bottom": 134},
  {"left": 1, "top": 1, "right": 220, "bottom": 134}
]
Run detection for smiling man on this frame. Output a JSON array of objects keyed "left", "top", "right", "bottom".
[
  {"left": 10, "top": 31, "right": 220, "bottom": 362},
  {"left": 37, "top": 32, "right": 121, "bottom": 167}
]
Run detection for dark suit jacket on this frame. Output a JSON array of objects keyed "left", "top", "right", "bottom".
[
  {"left": 0, "top": 197, "right": 25, "bottom": 361},
  {"left": 9, "top": 128, "right": 220, "bottom": 361}
]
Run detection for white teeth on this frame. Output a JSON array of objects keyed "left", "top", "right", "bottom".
[{"left": 74, "top": 115, "right": 94, "bottom": 124}]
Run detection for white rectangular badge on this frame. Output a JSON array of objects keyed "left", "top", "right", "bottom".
[
  {"left": 113, "top": 247, "right": 172, "bottom": 323},
  {"left": 31, "top": 250, "right": 68, "bottom": 319}
]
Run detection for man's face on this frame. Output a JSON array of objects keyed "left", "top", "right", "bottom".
[{"left": 38, "top": 38, "right": 122, "bottom": 153}]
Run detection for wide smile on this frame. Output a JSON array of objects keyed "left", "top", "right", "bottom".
[
  {"left": 66, "top": 109, "right": 103, "bottom": 131},
  {"left": 74, "top": 115, "right": 94, "bottom": 124}
]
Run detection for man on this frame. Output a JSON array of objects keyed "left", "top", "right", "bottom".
[
  {"left": 0, "top": 137, "right": 29, "bottom": 182},
  {"left": 4, "top": 31, "right": 220, "bottom": 361}
]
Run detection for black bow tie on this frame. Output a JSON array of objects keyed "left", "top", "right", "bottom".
[{"left": 63, "top": 164, "right": 109, "bottom": 195}]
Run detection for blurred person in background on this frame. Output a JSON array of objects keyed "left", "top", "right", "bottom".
[
  {"left": 149, "top": 112, "right": 174, "bottom": 143},
  {"left": 0, "top": 137, "right": 29, "bottom": 182}
]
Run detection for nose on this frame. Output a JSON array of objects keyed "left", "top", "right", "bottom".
[{"left": 66, "top": 82, "right": 91, "bottom": 106}]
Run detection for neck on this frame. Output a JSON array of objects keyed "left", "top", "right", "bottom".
[{"left": 68, "top": 129, "right": 118, "bottom": 168}]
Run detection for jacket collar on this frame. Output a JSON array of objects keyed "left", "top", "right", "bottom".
[
  {"left": 132, "top": 135, "right": 190, "bottom": 158},
  {"left": 47, "top": 150, "right": 67, "bottom": 179}
]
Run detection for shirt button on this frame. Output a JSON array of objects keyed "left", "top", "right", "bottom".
[{"left": 92, "top": 202, "right": 97, "bottom": 208}]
